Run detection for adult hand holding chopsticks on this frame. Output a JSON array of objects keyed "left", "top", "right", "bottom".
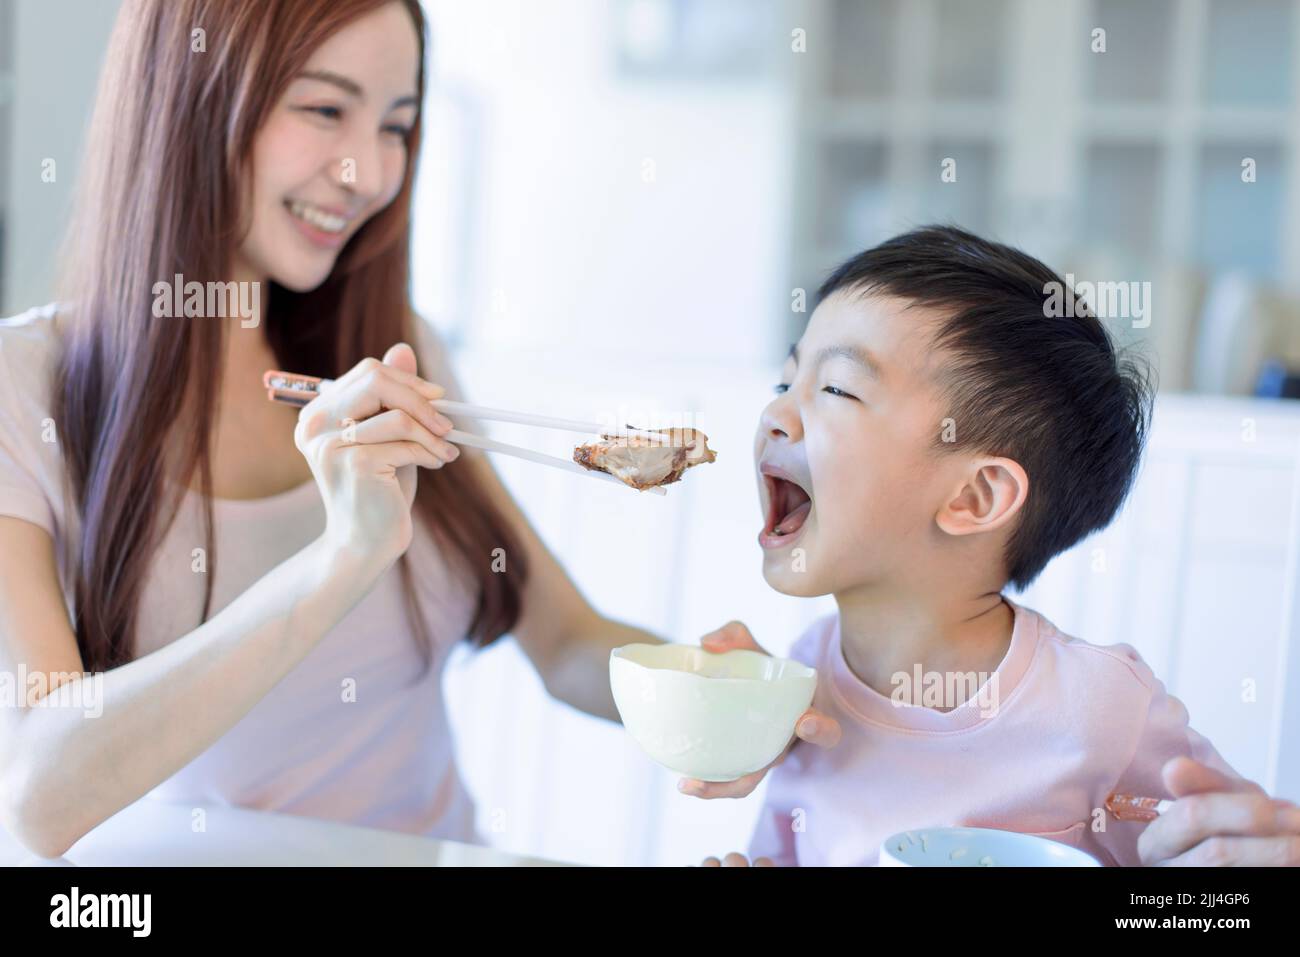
[
  {"left": 294, "top": 342, "right": 459, "bottom": 567},
  {"left": 267, "top": 363, "right": 693, "bottom": 495}
]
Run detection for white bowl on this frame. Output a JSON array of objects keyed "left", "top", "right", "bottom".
[
  {"left": 609, "top": 643, "right": 817, "bottom": 782},
  {"left": 879, "top": 826, "right": 1100, "bottom": 867}
]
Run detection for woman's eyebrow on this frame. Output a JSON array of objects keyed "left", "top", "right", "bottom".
[
  {"left": 296, "top": 69, "right": 419, "bottom": 110},
  {"left": 787, "top": 343, "right": 882, "bottom": 379}
]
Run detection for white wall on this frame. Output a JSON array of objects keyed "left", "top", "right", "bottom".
[
  {"left": 2, "top": 0, "right": 121, "bottom": 315},
  {"left": 414, "top": 0, "right": 792, "bottom": 368}
]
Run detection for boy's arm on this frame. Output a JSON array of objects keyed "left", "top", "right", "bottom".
[
  {"left": 1093, "top": 651, "right": 1267, "bottom": 866},
  {"left": 1094, "top": 690, "right": 1212, "bottom": 865}
]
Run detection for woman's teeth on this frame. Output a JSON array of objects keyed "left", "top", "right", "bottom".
[{"left": 286, "top": 199, "right": 347, "bottom": 234}]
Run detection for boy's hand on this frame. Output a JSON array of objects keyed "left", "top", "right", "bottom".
[
  {"left": 677, "top": 620, "right": 841, "bottom": 799},
  {"left": 700, "top": 852, "right": 775, "bottom": 867},
  {"left": 1138, "top": 757, "right": 1300, "bottom": 866}
]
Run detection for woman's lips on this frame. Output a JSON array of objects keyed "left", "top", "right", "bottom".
[{"left": 283, "top": 199, "right": 348, "bottom": 250}]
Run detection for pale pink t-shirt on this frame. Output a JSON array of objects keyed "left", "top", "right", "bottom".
[
  {"left": 749, "top": 598, "right": 1241, "bottom": 866},
  {"left": 0, "top": 302, "right": 482, "bottom": 843}
]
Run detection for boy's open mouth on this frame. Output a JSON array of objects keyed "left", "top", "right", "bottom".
[{"left": 762, "top": 473, "right": 813, "bottom": 544}]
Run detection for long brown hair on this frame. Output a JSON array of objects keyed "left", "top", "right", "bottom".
[{"left": 51, "top": 0, "right": 527, "bottom": 672}]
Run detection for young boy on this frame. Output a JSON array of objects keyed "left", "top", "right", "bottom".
[{"left": 705, "top": 225, "right": 1260, "bottom": 866}]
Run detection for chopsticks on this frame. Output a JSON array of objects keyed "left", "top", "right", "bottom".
[
  {"left": 432, "top": 399, "right": 675, "bottom": 446},
  {"left": 262, "top": 370, "right": 669, "bottom": 495},
  {"left": 1104, "top": 792, "right": 1172, "bottom": 823}
]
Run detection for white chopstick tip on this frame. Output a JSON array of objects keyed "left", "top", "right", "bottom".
[{"left": 431, "top": 398, "right": 678, "bottom": 446}]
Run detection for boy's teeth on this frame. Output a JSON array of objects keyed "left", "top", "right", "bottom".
[{"left": 287, "top": 200, "right": 347, "bottom": 233}]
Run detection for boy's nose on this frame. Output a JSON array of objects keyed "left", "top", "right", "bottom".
[{"left": 761, "top": 397, "right": 802, "bottom": 443}]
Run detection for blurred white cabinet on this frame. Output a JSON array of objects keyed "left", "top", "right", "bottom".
[
  {"left": 785, "top": 0, "right": 1300, "bottom": 377},
  {"left": 1017, "top": 394, "right": 1300, "bottom": 797}
]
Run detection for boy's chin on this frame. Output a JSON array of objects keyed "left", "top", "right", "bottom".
[{"left": 760, "top": 553, "right": 830, "bottom": 597}]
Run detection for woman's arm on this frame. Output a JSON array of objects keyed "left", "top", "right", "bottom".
[
  {"left": 0, "top": 515, "right": 391, "bottom": 858},
  {"left": 456, "top": 450, "right": 664, "bottom": 722}
]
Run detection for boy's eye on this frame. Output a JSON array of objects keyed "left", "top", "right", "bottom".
[
  {"left": 773, "top": 383, "right": 790, "bottom": 394},
  {"left": 822, "top": 385, "right": 857, "bottom": 400}
]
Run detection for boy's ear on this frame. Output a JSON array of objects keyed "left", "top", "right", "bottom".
[{"left": 935, "top": 457, "right": 1028, "bottom": 537}]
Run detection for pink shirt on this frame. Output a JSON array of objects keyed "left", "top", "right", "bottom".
[
  {"left": 0, "top": 302, "right": 481, "bottom": 842},
  {"left": 748, "top": 598, "right": 1240, "bottom": 866}
]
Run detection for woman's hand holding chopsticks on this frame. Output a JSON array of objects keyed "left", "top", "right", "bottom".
[
  {"left": 265, "top": 350, "right": 698, "bottom": 496},
  {"left": 293, "top": 342, "right": 457, "bottom": 567}
]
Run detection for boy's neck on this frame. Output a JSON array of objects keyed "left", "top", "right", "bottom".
[{"left": 833, "top": 584, "right": 1014, "bottom": 708}]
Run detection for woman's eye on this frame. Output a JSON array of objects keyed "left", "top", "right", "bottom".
[
  {"left": 773, "top": 383, "right": 790, "bottom": 395},
  {"left": 822, "top": 385, "right": 857, "bottom": 400},
  {"left": 304, "top": 105, "right": 342, "bottom": 121},
  {"left": 383, "top": 124, "right": 412, "bottom": 138}
]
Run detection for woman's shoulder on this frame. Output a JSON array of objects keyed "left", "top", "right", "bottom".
[
  {"left": 0, "top": 302, "right": 64, "bottom": 402},
  {"left": 0, "top": 303, "right": 68, "bottom": 539},
  {"left": 0, "top": 301, "right": 64, "bottom": 370},
  {"left": 1, "top": 299, "right": 62, "bottom": 333}
]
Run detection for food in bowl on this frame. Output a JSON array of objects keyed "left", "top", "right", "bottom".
[
  {"left": 879, "top": 826, "right": 1100, "bottom": 867},
  {"left": 609, "top": 643, "right": 817, "bottom": 781}
]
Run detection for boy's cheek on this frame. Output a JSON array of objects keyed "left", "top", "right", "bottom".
[{"left": 810, "top": 494, "right": 893, "bottom": 576}]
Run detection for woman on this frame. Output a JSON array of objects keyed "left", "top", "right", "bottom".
[{"left": 0, "top": 0, "right": 839, "bottom": 859}]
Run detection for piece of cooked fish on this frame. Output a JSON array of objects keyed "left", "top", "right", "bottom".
[{"left": 573, "top": 428, "right": 717, "bottom": 490}]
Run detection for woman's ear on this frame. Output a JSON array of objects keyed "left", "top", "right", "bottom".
[{"left": 935, "top": 457, "right": 1029, "bottom": 537}]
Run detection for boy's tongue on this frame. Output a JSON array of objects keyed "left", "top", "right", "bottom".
[{"left": 774, "top": 498, "right": 812, "bottom": 536}]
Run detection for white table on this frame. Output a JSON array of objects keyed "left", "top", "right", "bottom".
[{"left": 0, "top": 797, "right": 574, "bottom": 866}]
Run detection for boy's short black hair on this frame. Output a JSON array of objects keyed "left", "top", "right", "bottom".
[{"left": 817, "top": 224, "right": 1154, "bottom": 590}]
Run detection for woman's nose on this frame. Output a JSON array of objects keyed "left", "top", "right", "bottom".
[{"left": 334, "top": 135, "right": 385, "bottom": 198}]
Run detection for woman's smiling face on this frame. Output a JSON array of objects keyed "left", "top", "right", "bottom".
[
  {"left": 753, "top": 291, "right": 956, "bottom": 597},
  {"left": 235, "top": 1, "right": 420, "bottom": 290}
]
